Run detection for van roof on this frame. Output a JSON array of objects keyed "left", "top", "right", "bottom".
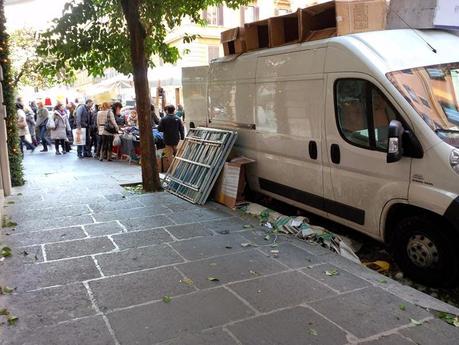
[{"left": 214, "top": 29, "right": 459, "bottom": 73}]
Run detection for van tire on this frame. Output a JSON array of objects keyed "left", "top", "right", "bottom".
[{"left": 392, "top": 216, "right": 459, "bottom": 287}]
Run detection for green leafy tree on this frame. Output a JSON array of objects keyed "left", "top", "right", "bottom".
[
  {"left": 37, "top": 0, "right": 248, "bottom": 192},
  {"left": 9, "top": 28, "right": 72, "bottom": 89},
  {"left": 0, "top": 0, "right": 24, "bottom": 186}
]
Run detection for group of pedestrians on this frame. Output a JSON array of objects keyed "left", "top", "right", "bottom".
[{"left": 16, "top": 97, "right": 186, "bottom": 165}]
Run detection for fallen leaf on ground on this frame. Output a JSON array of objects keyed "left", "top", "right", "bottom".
[
  {"left": 1, "top": 247, "right": 12, "bottom": 258},
  {"left": 225, "top": 246, "right": 233, "bottom": 249},
  {"left": 7, "top": 316, "right": 18, "bottom": 326},
  {"left": 162, "top": 296, "right": 172, "bottom": 303},
  {"left": 0, "top": 308, "right": 9, "bottom": 316},
  {"left": 410, "top": 318, "right": 423, "bottom": 326},
  {"left": 209, "top": 263, "right": 217, "bottom": 267},
  {"left": 207, "top": 277, "right": 220, "bottom": 282},
  {"left": 399, "top": 304, "right": 406, "bottom": 311},
  {"left": 325, "top": 269, "right": 338, "bottom": 276},
  {"left": 241, "top": 243, "right": 252, "bottom": 248},
  {"left": 378, "top": 279, "right": 387, "bottom": 284},
  {"left": 243, "top": 225, "right": 253, "bottom": 229},
  {"left": 0, "top": 286, "right": 14, "bottom": 294},
  {"left": 7, "top": 201, "right": 14, "bottom": 205},
  {"left": 437, "top": 312, "right": 459, "bottom": 327},
  {"left": 181, "top": 278, "right": 193, "bottom": 286},
  {"left": 249, "top": 270, "right": 260, "bottom": 276},
  {"left": 264, "top": 234, "right": 270, "bottom": 241},
  {"left": 308, "top": 328, "right": 318, "bottom": 336}
]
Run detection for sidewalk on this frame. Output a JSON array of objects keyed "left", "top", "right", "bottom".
[{"left": 0, "top": 151, "right": 458, "bottom": 345}]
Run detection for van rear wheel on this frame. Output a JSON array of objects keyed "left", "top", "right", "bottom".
[{"left": 392, "top": 216, "right": 459, "bottom": 287}]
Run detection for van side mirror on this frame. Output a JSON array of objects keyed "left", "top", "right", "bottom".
[{"left": 387, "top": 120, "right": 404, "bottom": 163}]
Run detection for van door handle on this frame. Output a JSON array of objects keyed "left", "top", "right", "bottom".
[
  {"left": 309, "top": 141, "right": 318, "bottom": 160},
  {"left": 331, "top": 144, "right": 341, "bottom": 164}
]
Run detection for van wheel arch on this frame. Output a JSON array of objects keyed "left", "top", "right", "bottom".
[
  {"left": 384, "top": 203, "right": 456, "bottom": 244},
  {"left": 384, "top": 203, "right": 459, "bottom": 286}
]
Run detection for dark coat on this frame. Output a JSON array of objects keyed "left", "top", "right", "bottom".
[
  {"left": 157, "top": 114, "right": 185, "bottom": 146},
  {"left": 75, "top": 105, "right": 91, "bottom": 128}
]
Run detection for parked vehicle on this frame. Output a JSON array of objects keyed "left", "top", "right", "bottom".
[{"left": 183, "top": 29, "right": 459, "bottom": 286}]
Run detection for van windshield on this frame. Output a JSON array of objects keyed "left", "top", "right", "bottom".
[{"left": 386, "top": 63, "right": 459, "bottom": 148}]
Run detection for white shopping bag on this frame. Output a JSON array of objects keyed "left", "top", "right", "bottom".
[{"left": 72, "top": 129, "right": 86, "bottom": 146}]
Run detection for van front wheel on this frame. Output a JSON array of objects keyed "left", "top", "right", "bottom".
[{"left": 393, "top": 216, "right": 459, "bottom": 287}]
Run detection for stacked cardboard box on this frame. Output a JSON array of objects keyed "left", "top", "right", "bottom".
[{"left": 221, "top": 0, "right": 387, "bottom": 56}]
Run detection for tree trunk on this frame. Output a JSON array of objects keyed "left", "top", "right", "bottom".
[{"left": 120, "top": 0, "right": 161, "bottom": 192}]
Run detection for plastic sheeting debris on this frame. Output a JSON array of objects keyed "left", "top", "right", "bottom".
[{"left": 239, "top": 202, "right": 361, "bottom": 264}]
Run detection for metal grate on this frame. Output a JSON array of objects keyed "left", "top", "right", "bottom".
[{"left": 164, "top": 128, "right": 238, "bottom": 204}]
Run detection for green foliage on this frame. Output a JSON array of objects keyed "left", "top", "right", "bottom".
[
  {"left": 37, "top": 0, "right": 250, "bottom": 78},
  {"left": 0, "top": 0, "right": 24, "bottom": 187},
  {"left": 9, "top": 28, "right": 72, "bottom": 89}
]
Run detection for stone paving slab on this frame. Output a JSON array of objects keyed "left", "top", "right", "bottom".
[
  {"left": 165, "top": 223, "right": 214, "bottom": 239},
  {"left": 2, "top": 316, "right": 115, "bottom": 345},
  {"left": 119, "top": 214, "right": 173, "bottom": 232},
  {"left": 111, "top": 228, "right": 173, "bottom": 250},
  {"left": 258, "top": 242, "right": 323, "bottom": 269},
  {"left": 229, "top": 270, "right": 337, "bottom": 312},
  {"left": 89, "top": 266, "right": 195, "bottom": 311},
  {"left": 302, "top": 263, "right": 372, "bottom": 293},
  {"left": 4, "top": 226, "right": 86, "bottom": 246},
  {"left": 88, "top": 199, "right": 144, "bottom": 213},
  {"left": 84, "top": 221, "right": 124, "bottom": 237},
  {"left": 159, "top": 328, "right": 238, "bottom": 345},
  {"left": 228, "top": 306, "right": 349, "bottom": 345},
  {"left": 5, "top": 256, "right": 101, "bottom": 292},
  {"left": 107, "top": 287, "right": 254, "bottom": 344},
  {"left": 359, "top": 334, "right": 414, "bottom": 345},
  {"left": 167, "top": 207, "right": 232, "bottom": 225},
  {"left": 170, "top": 233, "right": 253, "bottom": 261},
  {"left": 399, "top": 318, "right": 459, "bottom": 345},
  {"left": 177, "top": 250, "right": 287, "bottom": 289},
  {"left": 2, "top": 283, "right": 95, "bottom": 331},
  {"left": 45, "top": 237, "right": 115, "bottom": 260},
  {"left": 93, "top": 205, "right": 171, "bottom": 222},
  {"left": 7, "top": 214, "right": 94, "bottom": 233},
  {"left": 309, "top": 287, "right": 432, "bottom": 339},
  {"left": 95, "top": 244, "right": 184, "bottom": 276}
]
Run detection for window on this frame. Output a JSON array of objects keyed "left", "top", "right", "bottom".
[
  {"left": 335, "top": 79, "right": 398, "bottom": 151},
  {"left": 208, "top": 46, "right": 220, "bottom": 62},
  {"left": 240, "top": 6, "right": 259, "bottom": 25},
  {"left": 203, "top": 6, "right": 224, "bottom": 26}
]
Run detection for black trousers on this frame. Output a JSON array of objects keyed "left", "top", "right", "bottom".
[
  {"left": 19, "top": 135, "right": 35, "bottom": 154},
  {"left": 100, "top": 135, "right": 114, "bottom": 160},
  {"left": 54, "top": 139, "right": 65, "bottom": 153}
]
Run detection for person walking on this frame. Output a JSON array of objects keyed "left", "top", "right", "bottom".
[
  {"left": 36, "top": 101, "right": 50, "bottom": 152},
  {"left": 25, "top": 106, "right": 38, "bottom": 146},
  {"left": 75, "top": 99, "right": 93, "bottom": 158},
  {"left": 157, "top": 105, "right": 184, "bottom": 167},
  {"left": 175, "top": 104, "right": 185, "bottom": 122},
  {"left": 16, "top": 101, "right": 36, "bottom": 155},
  {"left": 51, "top": 103, "right": 71, "bottom": 155},
  {"left": 97, "top": 102, "right": 119, "bottom": 161},
  {"left": 89, "top": 104, "right": 99, "bottom": 157},
  {"left": 113, "top": 102, "right": 125, "bottom": 126}
]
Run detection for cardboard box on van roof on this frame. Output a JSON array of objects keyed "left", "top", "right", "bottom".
[
  {"left": 300, "top": 0, "right": 386, "bottom": 42},
  {"left": 387, "top": 0, "right": 459, "bottom": 30},
  {"left": 221, "top": 27, "right": 246, "bottom": 56},
  {"left": 269, "top": 10, "right": 301, "bottom": 47},
  {"left": 244, "top": 19, "right": 270, "bottom": 51}
]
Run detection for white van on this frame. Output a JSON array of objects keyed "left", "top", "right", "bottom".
[{"left": 183, "top": 29, "right": 459, "bottom": 286}]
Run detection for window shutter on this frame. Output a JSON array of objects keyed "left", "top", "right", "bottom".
[
  {"left": 240, "top": 7, "right": 245, "bottom": 25},
  {"left": 218, "top": 6, "right": 224, "bottom": 26}
]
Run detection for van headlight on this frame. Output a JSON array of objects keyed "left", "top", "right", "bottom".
[{"left": 451, "top": 149, "right": 459, "bottom": 174}]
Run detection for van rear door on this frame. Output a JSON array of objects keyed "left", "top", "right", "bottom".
[{"left": 324, "top": 73, "right": 412, "bottom": 237}]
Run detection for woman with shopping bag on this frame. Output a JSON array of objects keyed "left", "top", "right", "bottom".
[
  {"left": 97, "top": 102, "right": 119, "bottom": 161},
  {"left": 51, "top": 103, "right": 71, "bottom": 155}
]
